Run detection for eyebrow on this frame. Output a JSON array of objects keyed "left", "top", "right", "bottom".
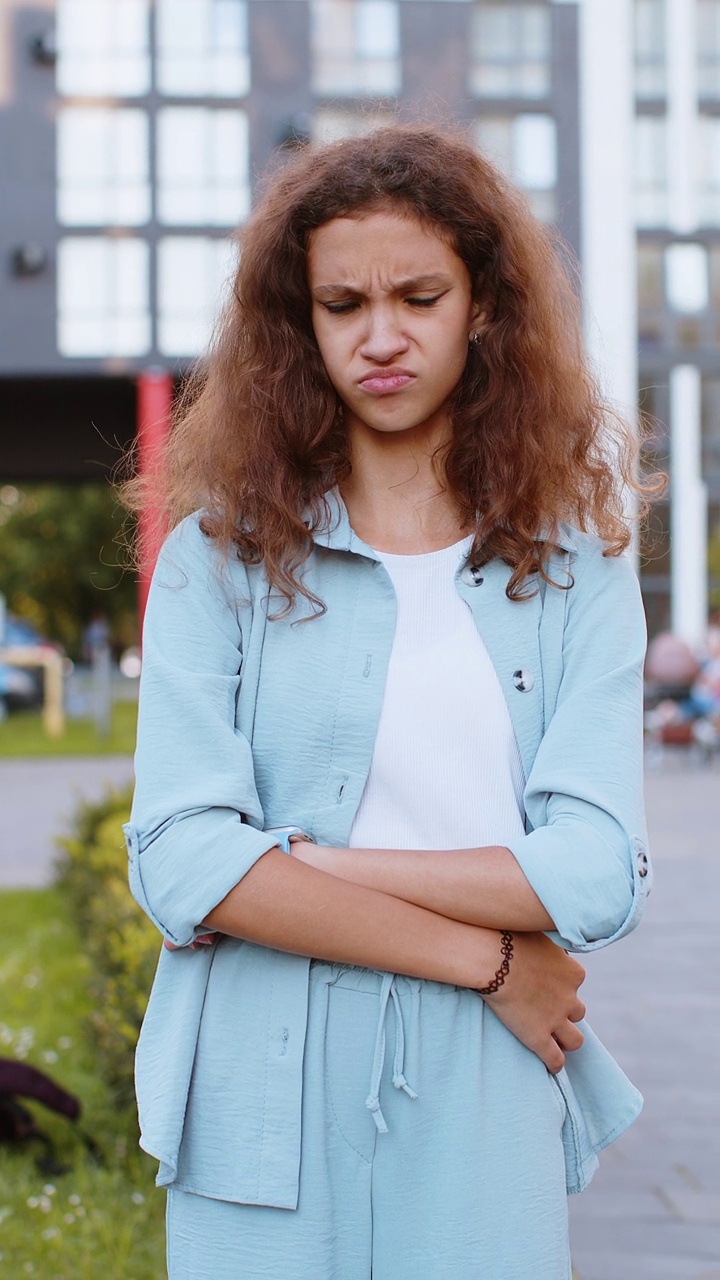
[{"left": 312, "top": 274, "right": 454, "bottom": 299}]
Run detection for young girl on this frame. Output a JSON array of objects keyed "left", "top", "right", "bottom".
[{"left": 125, "top": 125, "right": 652, "bottom": 1279}]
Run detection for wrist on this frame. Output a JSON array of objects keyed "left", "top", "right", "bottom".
[
  {"left": 475, "top": 931, "right": 514, "bottom": 997},
  {"left": 446, "top": 921, "right": 508, "bottom": 990}
]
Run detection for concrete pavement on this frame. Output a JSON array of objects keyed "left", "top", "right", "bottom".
[
  {"left": 0, "top": 755, "right": 134, "bottom": 886},
  {"left": 570, "top": 761, "right": 720, "bottom": 1279},
  {"left": 0, "top": 753, "right": 718, "bottom": 1275}
]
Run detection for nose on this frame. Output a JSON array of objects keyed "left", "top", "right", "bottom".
[{"left": 359, "top": 306, "right": 410, "bottom": 363}]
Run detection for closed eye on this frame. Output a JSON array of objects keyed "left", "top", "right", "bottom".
[
  {"left": 322, "top": 300, "right": 359, "bottom": 315},
  {"left": 322, "top": 291, "right": 447, "bottom": 315},
  {"left": 405, "top": 293, "right": 444, "bottom": 308}
]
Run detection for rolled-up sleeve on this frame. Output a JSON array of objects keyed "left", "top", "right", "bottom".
[
  {"left": 124, "top": 515, "right": 279, "bottom": 947},
  {"left": 507, "top": 545, "right": 650, "bottom": 953}
]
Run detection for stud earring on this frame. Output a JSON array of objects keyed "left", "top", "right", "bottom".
[{"left": 469, "top": 332, "right": 482, "bottom": 347}]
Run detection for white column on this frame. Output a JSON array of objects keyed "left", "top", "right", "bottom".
[
  {"left": 670, "top": 365, "right": 708, "bottom": 647},
  {"left": 578, "top": 0, "right": 637, "bottom": 411},
  {"left": 665, "top": 0, "right": 707, "bottom": 644},
  {"left": 666, "top": 0, "right": 697, "bottom": 232},
  {"left": 577, "top": 0, "right": 638, "bottom": 552}
]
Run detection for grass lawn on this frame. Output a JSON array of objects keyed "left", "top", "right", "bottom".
[
  {"left": 0, "top": 702, "right": 137, "bottom": 758},
  {"left": 0, "top": 888, "right": 165, "bottom": 1278}
]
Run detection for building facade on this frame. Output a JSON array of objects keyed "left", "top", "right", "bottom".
[{"left": 0, "top": 0, "right": 718, "bottom": 637}]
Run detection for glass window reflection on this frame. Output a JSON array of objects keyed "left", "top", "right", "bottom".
[{"left": 469, "top": 3, "right": 551, "bottom": 100}]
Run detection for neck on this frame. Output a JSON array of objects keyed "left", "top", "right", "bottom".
[{"left": 340, "top": 419, "right": 469, "bottom": 554}]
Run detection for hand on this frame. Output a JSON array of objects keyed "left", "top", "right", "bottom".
[
  {"left": 480, "top": 931, "right": 586, "bottom": 1074},
  {"left": 164, "top": 932, "right": 217, "bottom": 952}
]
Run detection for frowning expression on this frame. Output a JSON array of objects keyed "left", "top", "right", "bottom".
[{"left": 308, "top": 210, "right": 483, "bottom": 445}]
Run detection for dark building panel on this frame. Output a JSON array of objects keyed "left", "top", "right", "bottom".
[
  {"left": 0, "top": 7, "right": 58, "bottom": 374},
  {"left": 401, "top": 3, "right": 474, "bottom": 122},
  {"left": 248, "top": 1, "right": 312, "bottom": 175},
  {"left": 0, "top": 376, "right": 137, "bottom": 481},
  {"left": 552, "top": 2, "right": 581, "bottom": 263}
]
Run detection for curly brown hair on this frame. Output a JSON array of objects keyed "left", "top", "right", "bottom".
[{"left": 132, "top": 123, "right": 657, "bottom": 607}]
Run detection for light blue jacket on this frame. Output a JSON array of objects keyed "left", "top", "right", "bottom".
[{"left": 124, "top": 497, "right": 650, "bottom": 1207}]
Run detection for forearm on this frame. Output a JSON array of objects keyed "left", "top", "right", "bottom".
[
  {"left": 290, "top": 843, "right": 555, "bottom": 931},
  {"left": 203, "top": 847, "right": 505, "bottom": 987}
]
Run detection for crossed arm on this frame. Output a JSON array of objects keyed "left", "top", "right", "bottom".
[
  {"left": 197, "top": 840, "right": 586, "bottom": 1075},
  {"left": 288, "top": 839, "right": 556, "bottom": 930}
]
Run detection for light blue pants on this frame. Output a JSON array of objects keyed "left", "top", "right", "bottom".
[{"left": 167, "top": 963, "right": 571, "bottom": 1279}]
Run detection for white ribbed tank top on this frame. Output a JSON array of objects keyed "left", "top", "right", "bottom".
[{"left": 348, "top": 537, "right": 526, "bottom": 851}]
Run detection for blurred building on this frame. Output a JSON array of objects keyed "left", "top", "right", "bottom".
[{"left": 0, "top": 0, "right": 718, "bottom": 638}]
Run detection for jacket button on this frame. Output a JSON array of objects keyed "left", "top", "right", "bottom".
[
  {"left": 460, "top": 564, "right": 484, "bottom": 586},
  {"left": 512, "top": 669, "right": 534, "bottom": 692},
  {"left": 637, "top": 850, "right": 649, "bottom": 878}
]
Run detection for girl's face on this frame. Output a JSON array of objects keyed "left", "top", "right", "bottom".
[{"left": 308, "top": 209, "right": 483, "bottom": 445}]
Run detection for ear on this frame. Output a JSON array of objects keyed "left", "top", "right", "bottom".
[{"left": 468, "top": 300, "right": 488, "bottom": 341}]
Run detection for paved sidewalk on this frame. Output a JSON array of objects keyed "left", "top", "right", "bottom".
[
  {"left": 0, "top": 756, "right": 134, "bottom": 886},
  {"left": 1, "top": 754, "right": 718, "bottom": 1275},
  {"left": 570, "top": 761, "right": 720, "bottom": 1279}
]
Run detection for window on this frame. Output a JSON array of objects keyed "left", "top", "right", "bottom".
[
  {"left": 57, "top": 237, "right": 150, "bottom": 357},
  {"left": 311, "top": 0, "right": 400, "bottom": 97},
  {"left": 56, "top": 0, "right": 150, "bottom": 97},
  {"left": 634, "top": 116, "right": 667, "bottom": 226},
  {"left": 698, "top": 0, "right": 720, "bottom": 100},
  {"left": 57, "top": 108, "right": 150, "bottom": 226},
  {"left": 638, "top": 242, "right": 664, "bottom": 310},
  {"left": 634, "top": 0, "right": 665, "bottom": 100},
  {"left": 311, "top": 107, "right": 395, "bottom": 143},
  {"left": 157, "top": 236, "right": 237, "bottom": 356},
  {"left": 701, "top": 377, "right": 720, "bottom": 477},
  {"left": 469, "top": 2, "right": 551, "bottom": 99},
  {"left": 637, "top": 241, "right": 664, "bottom": 340},
  {"left": 474, "top": 114, "right": 557, "bottom": 221},
  {"left": 699, "top": 117, "right": 720, "bottom": 225},
  {"left": 664, "top": 243, "right": 709, "bottom": 313},
  {"left": 156, "top": 0, "right": 250, "bottom": 97},
  {"left": 710, "top": 245, "right": 720, "bottom": 308},
  {"left": 157, "top": 108, "right": 250, "bottom": 226}
]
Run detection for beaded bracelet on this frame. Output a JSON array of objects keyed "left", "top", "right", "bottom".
[{"left": 476, "top": 931, "right": 514, "bottom": 996}]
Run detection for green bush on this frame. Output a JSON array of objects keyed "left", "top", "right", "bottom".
[
  {"left": 0, "top": 887, "right": 165, "bottom": 1276},
  {"left": 55, "top": 790, "right": 159, "bottom": 1106}
]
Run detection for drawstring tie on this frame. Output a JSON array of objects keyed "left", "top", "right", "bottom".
[{"left": 365, "top": 973, "right": 418, "bottom": 1133}]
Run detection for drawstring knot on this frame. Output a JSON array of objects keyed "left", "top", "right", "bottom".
[{"left": 364, "top": 974, "right": 418, "bottom": 1133}]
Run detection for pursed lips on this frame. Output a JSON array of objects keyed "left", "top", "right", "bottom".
[{"left": 357, "top": 367, "right": 416, "bottom": 395}]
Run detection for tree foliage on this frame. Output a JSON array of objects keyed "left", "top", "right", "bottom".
[{"left": 0, "top": 481, "right": 138, "bottom": 658}]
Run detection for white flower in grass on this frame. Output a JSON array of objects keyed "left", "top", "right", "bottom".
[
  {"left": 41, "top": 1050, "right": 59, "bottom": 1065},
  {"left": 63, "top": 1213, "right": 75, "bottom": 1225},
  {"left": 26, "top": 1197, "right": 39, "bottom": 1209},
  {"left": 14, "top": 1027, "right": 35, "bottom": 1059},
  {"left": 42, "top": 1185, "right": 56, "bottom": 1196},
  {"left": 68, "top": 1194, "right": 81, "bottom": 1206},
  {"left": 57, "top": 1037, "right": 73, "bottom": 1051},
  {"left": 39, "top": 1196, "right": 52, "bottom": 1213},
  {"left": 0, "top": 1024, "right": 12, "bottom": 1045},
  {"left": 41, "top": 1226, "right": 60, "bottom": 1240},
  {"left": 23, "top": 972, "right": 40, "bottom": 989},
  {"left": 131, "top": 1192, "right": 145, "bottom": 1205}
]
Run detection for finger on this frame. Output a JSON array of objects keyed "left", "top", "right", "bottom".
[
  {"left": 543, "top": 1040, "right": 566, "bottom": 1075},
  {"left": 163, "top": 939, "right": 182, "bottom": 951},
  {"left": 569, "top": 999, "right": 586, "bottom": 1023},
  {"left": 553, "top": 1022, "right": 584, "bottom": 1053}
]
